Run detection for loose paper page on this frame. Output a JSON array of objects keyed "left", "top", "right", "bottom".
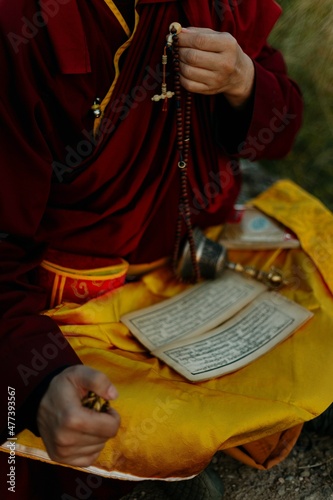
[
  {"left": 121, "top": 271, "right": 266, "bottom": 350},
  {"left": 153, "top": 292, "right": 313, "bottom": 381}
]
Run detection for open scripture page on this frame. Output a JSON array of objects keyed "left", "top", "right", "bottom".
[
  {"left": 152, "top": 292, "right": 313, "bottom": 381},
  {"left": 121, "top": 271, "right": 267, "bottom": 351},
  {"left": 121, "top": 273, "right": 313, "bottom": 381}
]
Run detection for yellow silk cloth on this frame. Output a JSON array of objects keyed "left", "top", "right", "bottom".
[{"left": 8, "top": 180, "right": 333, "bottom": 480}]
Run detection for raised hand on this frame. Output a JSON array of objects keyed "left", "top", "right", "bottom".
[{"left": 178, "top": 27, "right": 255, "bottom": 108}]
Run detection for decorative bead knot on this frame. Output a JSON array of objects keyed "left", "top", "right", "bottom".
[
  {"left": 151, "top": 23, "right": 182, "bottom": 109},
  {"left": 151, "top": 91, "right": 175, "bottom": 102}
]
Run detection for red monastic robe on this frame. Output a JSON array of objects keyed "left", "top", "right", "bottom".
[{"left": 0, "top": 0, "right": 304, "bottom": 497}]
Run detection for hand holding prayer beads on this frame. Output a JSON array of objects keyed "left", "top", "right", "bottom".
[
  {"left": 176, "top": 27, "right": 255, "bottom": 108},
  {"left": 152, "top": 23, "right": 254, "bottom": 108},
  {"left": 178, "top": 227, "right": 286, "bottom": 289}
]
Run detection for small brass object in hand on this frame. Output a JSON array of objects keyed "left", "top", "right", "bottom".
[{"left": 81, "top": 391, "right": 110, "bottom": 413}]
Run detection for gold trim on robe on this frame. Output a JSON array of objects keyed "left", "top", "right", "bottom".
[{"left": 93, "top": 1, "right": 140, "bottom": 135}]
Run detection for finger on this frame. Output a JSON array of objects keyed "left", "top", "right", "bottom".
[
  {"left": 179, "top": 62, "right": 214, "bottom": 86},
  {"left": 80, "top": 406, "right": 121, "bottom": 439},
  {"left": 179, "top": 74, "right": 213, "bottom": 95},
  {"left": 181, "top": 27, "right": 215, "bottom": 35},
  {"left": 178, "top": 59, "right": 227, "bottom": 95},
  {"left": 179, "top": 48, "right": 220, "bottom": 72},
  {"left": 61, "top": 405, "right": 121, "bottom": 440},
  {"left": 54, "top": 428, "right": 113, "bottom": 448},
  {"left": 178, "top": 29, "right": 233, "bottom": 53}
]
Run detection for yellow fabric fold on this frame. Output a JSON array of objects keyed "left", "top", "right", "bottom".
[
  {"left": 4, "top": 181, "right": 333, "bottom": 480},
  {"left": 252, "top": 179, "right": 333, "bottom": 294}
]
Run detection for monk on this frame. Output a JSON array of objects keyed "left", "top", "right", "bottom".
[{"left": 2, "top": 1, "right": 326, "bottom": 499}]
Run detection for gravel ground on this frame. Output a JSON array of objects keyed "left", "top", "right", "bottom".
[{"left": 213, "top": 431, "right": 333, "bottom": 499}]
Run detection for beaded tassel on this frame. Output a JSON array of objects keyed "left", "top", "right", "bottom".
[{"left": 151, "top": 29, "right": 176, "bottom": 108}]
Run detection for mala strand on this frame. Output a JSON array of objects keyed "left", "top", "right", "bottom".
[
  {"left": 170, "top": 25, "right": 201, "bottom": 282},
  {"left": 152, "top": 22, "right": 200, "bottom": 282}
]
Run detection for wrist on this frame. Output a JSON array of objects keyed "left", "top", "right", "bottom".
[{"left": 224, "top": 54, "right": 255, "bottom": 109}]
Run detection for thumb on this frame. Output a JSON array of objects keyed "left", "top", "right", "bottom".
[
  {"left": 181, "top": 26, "right": 215, "bottom": 34},
  {"left": 66, "top": 365, "right": 119, "bottom": 401}
]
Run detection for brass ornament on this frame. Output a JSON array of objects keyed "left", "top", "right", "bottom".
[
  {"left": 178, "top": 228, "right": 286, "bottom": 290},
  {"left": 81, "top": 391, "right": 110, "bottom": 413},
  {"left": 91, "top": 98, "right": 102, "bottom": 118}
]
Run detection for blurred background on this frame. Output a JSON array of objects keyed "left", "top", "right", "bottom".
[{"left": 258, "top": 0, "right": 333, "bottom": 209}]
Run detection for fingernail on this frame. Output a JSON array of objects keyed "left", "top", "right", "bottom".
[{"left": 107, "top": 386, "right": 118, "bottom": 400}]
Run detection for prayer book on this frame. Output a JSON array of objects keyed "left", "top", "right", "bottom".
[{"left": 121, "top": 271, "right": 313, "bottom": 382}]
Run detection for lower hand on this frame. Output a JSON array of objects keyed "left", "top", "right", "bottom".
[
  {"left": 37, "top": 365, "right": 120, "bottom": 467},
  {"left": 178, "top": 27, "right": 255, "bottom": 108}
]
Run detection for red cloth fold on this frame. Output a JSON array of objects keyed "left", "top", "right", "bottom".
[{"left": 40, "top": 0, "right": 92, "bottom": 74}]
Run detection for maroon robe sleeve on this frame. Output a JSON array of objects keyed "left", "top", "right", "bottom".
[
  {"left": 241, "top": 43, "right": 303, "bottom": 160},
  {"left": 215, "top": 47, "right": 303, "bottom": 159}
]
